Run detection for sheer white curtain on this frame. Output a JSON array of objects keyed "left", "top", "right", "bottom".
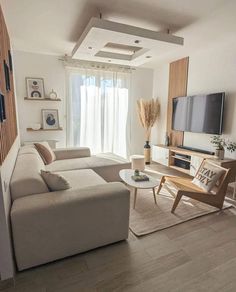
[{"left": 66, "top": 67, "right": 131, "bottom": 158}]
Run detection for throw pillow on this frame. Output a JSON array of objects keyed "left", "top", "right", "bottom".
[
  {"left": 192, "top": 163, "right": 224, "bottom": 192},
  {"left": 41, "top": 170, "right": 71, "bottom": 191},
  {"left": 34, "top": 142, "right": 56, "bottom": 165}
]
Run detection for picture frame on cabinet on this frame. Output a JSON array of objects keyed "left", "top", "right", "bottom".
[
  {"left": 42, "top": 109, "right": 59, "bottom": 130},
  {"left": 26, "top": 77, "right": 45, "bottom": 99}
]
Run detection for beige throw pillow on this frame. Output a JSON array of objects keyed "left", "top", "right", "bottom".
[
  {"left": 192, "top": 163, "right": 224, "bottom": 192},
  {"left": 41, "top": 170, "right": 71, "bottom": 191},
  {"left": 34, "top": 142, "right": 56, "bottom": 165}
]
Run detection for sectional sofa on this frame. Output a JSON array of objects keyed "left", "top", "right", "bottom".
[{"left": 10, "top": 145, "right": 131, "bottom": 270}]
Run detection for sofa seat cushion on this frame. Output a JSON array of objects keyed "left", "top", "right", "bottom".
[
  {"left": 56, "top": 169, "right": 106, "bottom": 189},
  {"left": 46, "top": 153, "right": 131, "bottom": 182}
]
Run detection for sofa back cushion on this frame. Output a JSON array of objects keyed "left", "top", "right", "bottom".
[{"left": 11, "top": 147, "right": 49, "bottom": 201}]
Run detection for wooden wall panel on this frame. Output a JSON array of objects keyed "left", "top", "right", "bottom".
[
  {"left": 167, "top": 57, "right": 189, "bottom": 146},
  {"left": 0, "top": 5, "right": 17, "bottom": 165}
]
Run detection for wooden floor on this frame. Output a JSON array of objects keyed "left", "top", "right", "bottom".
[
  {"left": 1, "top": 164, "right": 236, "bottom": 291},
  {"left": 0, "top": 209, "right": 235, "bottom": 292}
]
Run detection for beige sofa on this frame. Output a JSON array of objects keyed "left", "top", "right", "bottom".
[{"left": 10, "top": 145, "right": 131, "bottom": 270}]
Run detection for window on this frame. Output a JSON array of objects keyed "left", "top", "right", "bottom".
[{"left": 67, "top": 68, "right": 130, "bottom": 158}]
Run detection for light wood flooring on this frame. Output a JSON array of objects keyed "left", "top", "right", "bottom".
[{"left": 1, "top": 164, "right": 236, "bottom": 292}]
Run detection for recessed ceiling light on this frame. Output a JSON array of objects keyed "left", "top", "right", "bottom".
[
  {"left": 134, "top": 40, "right": 140, "bottom": 44},
  {"left": 108, "top": 60, "right": 111, "bottom": 62},
  {"left": 146, "top": 56, "right": 152, "bottom": 58},
  {"left": 88, "top": 46, "right": 93, "bottom": 49}
]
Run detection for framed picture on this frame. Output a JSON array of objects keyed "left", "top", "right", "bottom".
[
  {"left": 42, "top": 109, "right": 59, "bottom": 130},
  {"left": 26, "top": 77, "right": 45, "bottom": 98},
  {"left": 0, "top": 94, "right": 6, "bottom": 122}
]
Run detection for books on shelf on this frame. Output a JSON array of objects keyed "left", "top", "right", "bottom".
[{"left": 131, "top": 175, "right": 149, "bottom": 182}]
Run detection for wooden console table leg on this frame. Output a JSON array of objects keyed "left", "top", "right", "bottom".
[
  {"left": 133, "top": 188, "right": 137, "bottom": 209},
  {"left": 152, "top": 188, "right": 157, "bottom": 204}
]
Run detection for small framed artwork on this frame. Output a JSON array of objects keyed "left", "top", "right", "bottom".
[
  {"left": 26, "top": 77, "right": 45, "bottom": 98},
  {"left": 42, "top": 109, "right": 59, "bottom": 130},
  {"left": 0, "top": 94, "right": 6, "bottom": 122}
]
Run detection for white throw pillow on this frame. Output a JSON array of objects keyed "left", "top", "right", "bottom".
[
  {"left": 41, "top": 170, "right": 71, "bottom": 191},
  {"left": 192, "top": 163, "right": 224, "bottom": 192}
]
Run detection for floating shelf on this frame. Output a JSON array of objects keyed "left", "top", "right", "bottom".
[
  {"left": 24, "top": 97, "right": 62, "bottom": 101},
  {"left": 27, "top": 127, "right": 63, "bottom": 132}
]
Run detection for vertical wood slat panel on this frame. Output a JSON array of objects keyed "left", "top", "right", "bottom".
[
  {"left": 0, "top": 4, "right": 17, "bottom": 165},
  {"left": 167, "top": 57, "right": 189, "bottom": 146}
]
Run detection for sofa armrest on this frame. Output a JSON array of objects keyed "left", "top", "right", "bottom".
[
  {"left": 53, "top": 147, "right": 91, "bottom": 160},
  {"left": 11, "top": 182, "right": 130, "bottom": 270}
]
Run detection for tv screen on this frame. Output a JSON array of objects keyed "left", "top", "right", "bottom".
[{"left": 172, "top": 92, "right": 225, "bottom": 134}]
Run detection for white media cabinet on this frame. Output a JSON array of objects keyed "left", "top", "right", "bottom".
[{"left": 152, "top": 144, "right": 236, "bottom": 198}]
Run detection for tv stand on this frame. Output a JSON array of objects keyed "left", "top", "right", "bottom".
[{"left": 177, "top": 145, "right": 215, "bottom": 156}]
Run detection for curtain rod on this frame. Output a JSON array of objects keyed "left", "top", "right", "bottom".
[{"left": 59, "top": 56, "right": 136, "bottom": 72}]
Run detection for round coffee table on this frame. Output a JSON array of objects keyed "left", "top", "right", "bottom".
[{"left": 119, "top": 169, "right": 159, "bottom": 208}]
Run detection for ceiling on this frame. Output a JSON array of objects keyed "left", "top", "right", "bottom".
[{"left": 0, "top": 0, "right": 231, "bottom": 67}]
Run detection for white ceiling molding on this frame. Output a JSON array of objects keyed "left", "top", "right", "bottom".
[{"left": 72, "top": 17, "right": 184, "bottom": 66}]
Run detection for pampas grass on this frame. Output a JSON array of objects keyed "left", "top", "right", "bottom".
[{"left": 137, "top": 98, "right": 160, "bottom": 141}]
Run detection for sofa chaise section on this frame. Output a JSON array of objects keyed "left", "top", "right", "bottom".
[
  {"left": 10, "top": 145, "right": 130, "bottom": 270},
  {"left": 11, "top": 182, "right": 129, "bottom": 271}
]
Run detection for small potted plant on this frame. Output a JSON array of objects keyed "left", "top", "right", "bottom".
[{"left": 210, "top": 135, "right": 236, "bottom": 159}]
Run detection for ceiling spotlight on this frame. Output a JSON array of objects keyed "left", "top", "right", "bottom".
[
  {"left": 134, "top": 40, "right": 140, "bottom": 44},
  {"left": 108, "top": 60, "right": 111, "bottom": 62},
  {"left": 88, "top": 46, "right": 93, "bottom": 49},
  {"left": 146, "top": 56, "right": 152, "bottom": 58}
]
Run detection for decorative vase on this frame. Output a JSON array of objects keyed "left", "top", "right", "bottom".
[
  {"left": 144, "top": 141, "right": 151, "bottom": 165},
  {"left": 215, "top": 148, "right": 225, "bottom": 160}
]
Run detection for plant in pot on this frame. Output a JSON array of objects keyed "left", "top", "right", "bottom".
[
  {"left": 210, "top": 135, "right": 236, "bottom": 159},
  {"left": 137, "top": 98, "right": 160, "bottom": 164}
]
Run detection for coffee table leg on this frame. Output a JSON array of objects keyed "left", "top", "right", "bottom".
[
  {"left": 133, "top": 188, "right": 137, "bottom": 209},
  {"left": 152, "top": 188, "right": 157, "bottom": 204}
]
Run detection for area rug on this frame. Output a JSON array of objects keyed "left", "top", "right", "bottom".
[{"left": 129, "top": 177, "right": 232, "bottom": 236}]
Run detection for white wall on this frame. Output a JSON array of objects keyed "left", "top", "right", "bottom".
[
  {"left": 13, "top": 50, "right": 154, "bottom": 154},
  {"left": 184, "top": 40, "right": 236, "bottom": 159},
  {"left": 130, "top": 68, "right": 154, "bottom": 154},
  {"left": 153, "top": 40, "right": 236, "bottom": 159},
  {"left": 152, "top": 64, "right": 169, "bottom": 145},
  {"left": 13, "top": 51, "right": 66, "bottom": 147}
]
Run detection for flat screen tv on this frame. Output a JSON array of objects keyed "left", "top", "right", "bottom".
[{"left": 172, "top": 92, "right": 225, "bottom": 134}]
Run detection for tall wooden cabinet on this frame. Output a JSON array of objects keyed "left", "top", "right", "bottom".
[{"left": 0, "top": 6, "right": 17, "bottom": 165}]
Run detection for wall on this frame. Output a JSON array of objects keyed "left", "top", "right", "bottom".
[
  {"left": 184, "top": 40, "right": 236, "bottom": 159},
  {"left": 130, "top": 67, "right": 154, "bottom": 154},
  {"left": 153, "top": 39, "right": 236, "bottom": 159},
  {"left": 152, "top": 64, "right": 169, "bottom": 145},
  {"left": 13, "top": 51, "right": 66, "bottom": 147},
  {"left": 13, "top": 50, "right": 154, "bottom": 154}
]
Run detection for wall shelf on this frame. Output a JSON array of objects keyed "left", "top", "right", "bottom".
[
  {"left": 27, "top": 127, "right": 63, "bottom": 132},
  {"left": 24, "top": 97, "right": 61, "bottom": 101}
]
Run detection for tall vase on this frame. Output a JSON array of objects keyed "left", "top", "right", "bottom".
[{"left": 144, "top": 141, "right": 151, "bottom": 165}]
